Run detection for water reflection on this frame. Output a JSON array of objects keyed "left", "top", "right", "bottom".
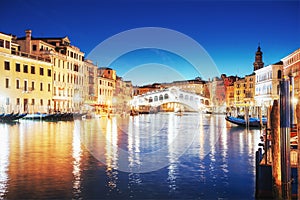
[
  {"left": 72, "top": 121, "right": 82, "bottom": 198},
  {"left": 0, "top": 114, "right": 263, "bottom": 199},
  {"left": 167, "top": 113, "right": 179, "bottom": 192},
  {"left": 105, "top": 117, "right": 119, "bottom": 192},
  {"left": 0, "top": 125, "right": 10, "bottom": 198}
]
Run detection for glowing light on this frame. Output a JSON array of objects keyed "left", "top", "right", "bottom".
[{"left": 292, "top": 97, "right": 298, "bottom": 104}]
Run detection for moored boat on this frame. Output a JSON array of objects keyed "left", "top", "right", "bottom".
[
  {"left": 225, "top": 116, "right": 267, "bottom": 128},
  {"left": 0, "top": 112, "right": 28, "bottom": 122}
]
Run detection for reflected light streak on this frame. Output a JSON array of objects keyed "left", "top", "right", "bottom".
[
  {"left": 0, "top": 125, "right": 9, "bottom": 198},
  {"left": 220, "top": 119, "right": 229, "bottom": 175},
  {"left": 128, "top": 116, "right": 142, "bottom": 190},
  {"left": 239, "top": 131, "right": 244, "bottom": 154},
  {"left": 209, "top": 117, "right": 216, "bottom": 161},
  {"left": 167, "top": 113, "right": 178, "bottom": 192},
  {"left": 72, "top": 121, "right": 82, "bottom": 197},
  {"left": 198, "top": 114, "right": 205, "bottom": 160},
  {"left": 105, "top": 117, "right": 119, "bottom": 190}
]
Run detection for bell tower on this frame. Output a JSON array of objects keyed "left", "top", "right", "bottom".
[{"left": 253, "top": 44, "right": 264, "bottom": 71}]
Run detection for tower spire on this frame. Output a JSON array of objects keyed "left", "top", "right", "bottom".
[{"left": 253, "top": 44, "right": 264, "bottom": 71}]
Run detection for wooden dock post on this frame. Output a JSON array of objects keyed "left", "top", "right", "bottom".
[
  {"left": 296, "top": 102, "right": 300, "bottom": 200},
  {"left": 271, "top": 100, "right": 282, "bottom": 197}
]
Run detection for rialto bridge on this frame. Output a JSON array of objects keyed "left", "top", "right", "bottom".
[{"left": 130, "top": 87, "right": 210, "bottom": 112}]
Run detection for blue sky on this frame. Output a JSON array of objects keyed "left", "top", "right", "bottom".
[{"left": 1, "top": 0, "right": 299, "bottom": 85}]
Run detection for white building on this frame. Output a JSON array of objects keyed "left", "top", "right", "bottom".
[{"left": 254, "top": 61, "right": 283, "bottom": 111}]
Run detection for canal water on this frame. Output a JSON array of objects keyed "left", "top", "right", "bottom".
[{"left": 0, "top": 113, "right": 262, "bottom": 199}]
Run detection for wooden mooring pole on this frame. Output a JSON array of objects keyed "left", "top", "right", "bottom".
[
  {"left": 271, "top": 100, "right": 282, "bottom": 197},
  {"left": 280, "top": 79, "right": 291, "bottom": 200}
]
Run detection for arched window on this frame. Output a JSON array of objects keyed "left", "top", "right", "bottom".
[
  {"left": 185, "top": 95, "right": 189, "bottom": 100},
  {"left": 154, "top": 96, "right": 158, "bottom": 101},
  {"left": 149, "top": 97, "right": 153, "bottom": 103},
  {"left": 159, "top": 94, "right": 163, "bottom": 101},
  {"left": 190, "top": 96, "right": 193, "bottom": 101},
  {"left": 179, "top": 94, "right": 183, "bottom": 99},
  {"left": 205, "top": 100, "right": 209, "bottom": 105},
  {"left": 164, "top": 93, "right": 169, "bottom": 99}
]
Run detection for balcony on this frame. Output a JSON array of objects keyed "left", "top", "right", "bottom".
[{"left": 11, "top": 50, "right": 51, "bottom": 63}]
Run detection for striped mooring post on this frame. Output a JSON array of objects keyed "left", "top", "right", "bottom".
[{"left": 280, "top": 78, "right": 292, "bottom": 199}]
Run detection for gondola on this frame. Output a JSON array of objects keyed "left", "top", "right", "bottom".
[
  {"left": 0, "top": 112, "right": 28, "bottom": 122},
  {"left": 225, "top": 116, "right": 267, "bottom": 128}
]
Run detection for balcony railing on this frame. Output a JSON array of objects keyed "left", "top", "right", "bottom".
[{"left": 11, "top": 50, "right": 51, "bottom": 63}]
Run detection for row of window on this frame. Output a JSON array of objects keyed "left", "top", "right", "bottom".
[
  {"left": 285, "top": 53, "right": 300, "bottom": 66},
  {"left": 52, "top": 58, "right": 85, "bottom": 73},
  {"left": 4, "top": 78, "right": 51, "bottom": 92},
  {"left": 4, "top": 97, "right": 51, "bottom": 106},
  {"left": 255, "top": 85, "right": 280, "bottom": 95},
  {"left": 53, "top": 72, "right": 83, "bottom": 85},
  {"left": 0, "top": 39, "right": 10, "bottom": 49},
  {"left": 235, "top": 83, "right": 254, "bottom": 89},
  {"left": 99, "top": 88, "right": 113, "bottom": 96},
  {"left": 4, "top": 61, "right": 52, "bottom": 76},
  {"left": 99, "top": 80, "right": 114, "bottom": 87},
  {"left": 256, "top": 70, "right": 282, "bottom": 83},
  {"left": 53, "top": 87, "right": 76, "bottom": 97},
  {"left": 68, "top": 50, "right": 83, "bottom": 61}
]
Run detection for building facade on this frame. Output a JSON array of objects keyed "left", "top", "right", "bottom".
[
  {"left": 282, "top": 48, "right": 300, "bottom": 101},
  {"left": 0, "top": 32, "right": 53, "bottom": 113},
  {"left": 96, "top": 68, "right": 116, "bottom": 115},
  {"left": 84, "top": 59, "right": 98, "bottom": 105},
  {"left": 113, "top": 77, "right": 133, "bottom": 114},
  {"left": 254, "top": 62, "right": 283, "bottom": 110},
  {"left": 17, "top": 30, "right": 85, "bottom": 112}
]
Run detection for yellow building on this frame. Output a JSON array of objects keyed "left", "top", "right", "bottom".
[
  {"left": 233, "top": 77, "right": 246, "bottom": 113},
  {"left": 225, "top": 85, "right": 235, "bottom": 109},
  {"left": 96, "top": 68, "right": 116, "bottom": 114},
  {"left": 0, "top": 32, "right": 53, "bottom": 113},
  {"left": 244, "top": 73, "right": 255, "bottom": 106},
  {"left": 16, "top": 30, "right": 85, "bottom": 112}
]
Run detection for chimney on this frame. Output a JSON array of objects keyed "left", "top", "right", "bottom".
[{"left": 25, "top": 29, "right": 32, "bottom": 54}]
